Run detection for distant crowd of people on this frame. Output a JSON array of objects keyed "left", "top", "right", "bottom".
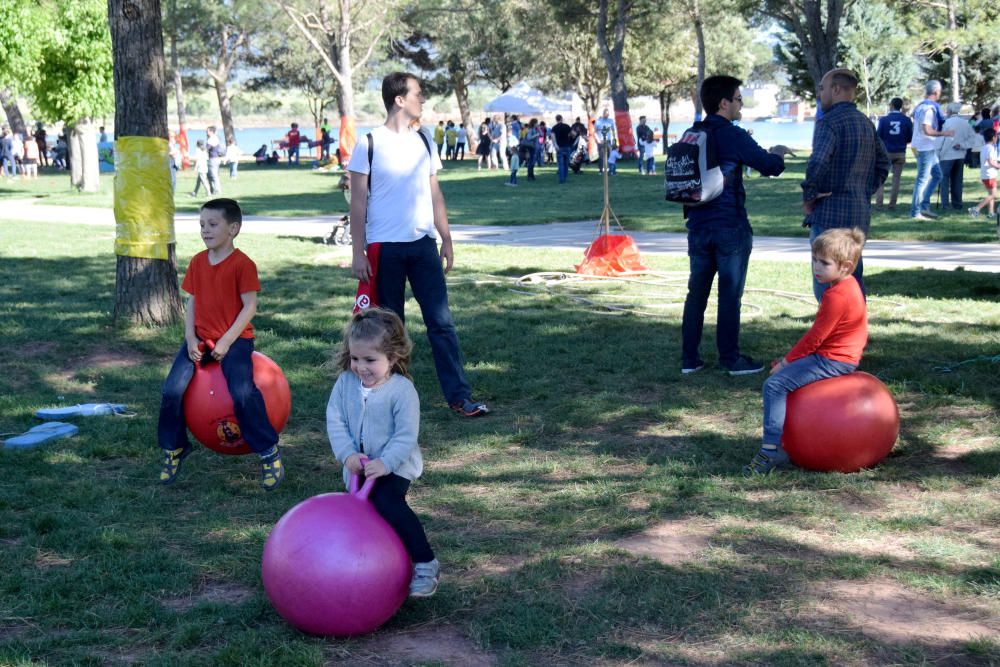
[
  {"left": 0, "top": 122, "right": 73, "bottom": 179},
  {"left": 874, "top": 79, "right": 1000, "bottom": 219}
]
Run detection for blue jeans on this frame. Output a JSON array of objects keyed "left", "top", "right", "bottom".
[
  {"left": 288, "top": 145, "right": 299, "bottom": 164},
  {"left": 762, "top": 354, "right": 857, "bottom": 445},
  {"left": 157, "top": 338, "right": 278, "bottom": 453},
  {"left": 810, "top": 225, "right": 865, "bottom": 302},
  {"left": 228, "top": 161, "right": 238, "bottom": 179},
  {"left": 556, "top": 146, "right": 573, "bottom": 183},
  {"left": 681, "top": 225, "right": 753, "bottom": 367},
  {"left": 911, "top": 150, "right": 941, "bottom": 216},
  {"left": 207, "top": 157, "right": 222, "bottom": 194},
  {"left": 524, "top": 145, "right": 537, "bottom": 178},
  {"left": 375, "top": 235, "right": 472, "bottom": 405}
]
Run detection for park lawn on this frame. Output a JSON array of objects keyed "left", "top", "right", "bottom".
[
  {"left": 2, "top": 156, "right": 999, "bottom": 243},
  {"left": 1, "top": 220, "right": 999, "bottom": 665}
]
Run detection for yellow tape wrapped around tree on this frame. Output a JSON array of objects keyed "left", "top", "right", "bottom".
[{"left": 114, "top": 136, "right": 175, "bottom": 260}]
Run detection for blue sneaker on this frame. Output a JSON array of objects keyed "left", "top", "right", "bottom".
[
  {"left": 409, "top": 559, "right": 440, "bottom": 597},
  {"left": 742, "top": 448, "right": 790, "bottom": 476}
]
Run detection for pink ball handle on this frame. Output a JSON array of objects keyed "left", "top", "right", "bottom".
[{"left": 347, "top": 456, "right": 378, "bottom": 500}]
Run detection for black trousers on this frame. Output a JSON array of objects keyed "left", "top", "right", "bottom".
[{"left": 362, "top": 472, "right": 434, "bottom": 563}]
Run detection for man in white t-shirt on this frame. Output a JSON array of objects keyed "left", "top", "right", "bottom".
[
  {"left": 348, "top": 72, "right": 489, "bottom": 418},
  {"left": 910, "top": 80, "right": 955, "bottom": 220}
]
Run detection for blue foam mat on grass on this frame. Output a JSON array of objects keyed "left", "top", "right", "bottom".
[
  {"left": 4, "top": 422, "right": 79, "bottom": 449},
  {"left": 35, "top": 403, "right": 127, "bottom": 419}
]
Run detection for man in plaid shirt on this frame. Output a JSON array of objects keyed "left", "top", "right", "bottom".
[{"left": 802, "top": 68, "right": 890, "bottom": 302}]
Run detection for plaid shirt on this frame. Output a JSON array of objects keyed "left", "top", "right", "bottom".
[{"left": 802, "top": 102, "right": 890, "bottom": 233}]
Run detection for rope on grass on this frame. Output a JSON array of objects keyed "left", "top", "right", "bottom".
[
  {"left": 449, "top": 271, "right": 904, "bottom": 318},
  {"left": 932, "top": 354, "right": 1000, "bottom": 373}
]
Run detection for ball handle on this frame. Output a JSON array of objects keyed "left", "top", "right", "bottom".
[
  {"left": 347, "top": 455, "right": 378, "bottom": 500},
  {"left": 196, "top": 339, "right": 217, "bottom": 367}
]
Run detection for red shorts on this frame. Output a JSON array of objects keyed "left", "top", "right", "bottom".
[{"left": 983, "top": 179, "right": 996, "bottom": 189}]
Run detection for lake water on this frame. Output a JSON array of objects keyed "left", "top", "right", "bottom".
[{"left": 187, "top": 119, "right": 818, "bottom": 158}]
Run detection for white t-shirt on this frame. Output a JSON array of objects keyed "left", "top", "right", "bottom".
[
  {"left": 347, "top": 126, "right": 442, "bottom": 244},
  {"left": 911, "top": 102, "right": 940, "bottom": 152},
  {"left": 457, "top": 127, "right": 467, "bottom": 142},
  {"left": 980, "top": 143, "right": 998, "bottom": 180}
]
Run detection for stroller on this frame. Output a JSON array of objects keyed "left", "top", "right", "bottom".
[
  {"left": 569, "top": 139, "right": 588, "bottom": 174},
  {"left": 325, "top": 174, "right": 352, "bottom": 246}
]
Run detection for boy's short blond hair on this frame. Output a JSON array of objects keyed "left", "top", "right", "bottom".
[{"left": 812, "top": 227, "right": 865, "bottom": 270}]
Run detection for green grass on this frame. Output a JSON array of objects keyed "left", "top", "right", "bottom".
[
  {"left": 3, "top": 155, "right": 1000, "bottom": 242},
  {"left": 1, "top": 220, "right": 999, "bottom": 665}
]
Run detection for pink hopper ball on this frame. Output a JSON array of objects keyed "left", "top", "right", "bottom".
[
  {"left": 261, "top": 473, "right": 411, "bottom": 636},
  {"left": 782, "top": 372, "right": 900, "bottom": 473}
]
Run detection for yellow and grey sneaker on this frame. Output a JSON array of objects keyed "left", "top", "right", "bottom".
[
  {"left": 260, "top": 448, "right": 285, "bottom": 491},
  {"left": 159, "top": 446, "right": 191, "bottom": 485},
  {"left": 409, "top": 559, "right": 440, "bottom": 598}
]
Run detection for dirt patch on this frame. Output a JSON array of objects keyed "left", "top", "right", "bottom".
[
  {"left": 810, "top": 579, "right": 1000, "bottom": 644},
  {"left": 22, "top": 341, "right": 58, "bottom": 358},
  {"left": 614, "top": 519, "right": 714, "bottom": 565},
  {"left": 34, "top": 550, "right": 73, "bottom": 568},
  {"left": 160, "top": 581, "right": 255, "bottom": 612},
  {"left": 346, "top": 624, "right": 496, "bottom": 666},
  {"left": 73, "top": 349, "right": 148, "bottom": 373}
]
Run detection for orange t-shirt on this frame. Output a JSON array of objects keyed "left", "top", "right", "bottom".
[
  {"left": 786, "top": 276, "right": 867, "bottom": 365},
  {"left": 181, "top": 249, "right": 260, "bottom": 342}
]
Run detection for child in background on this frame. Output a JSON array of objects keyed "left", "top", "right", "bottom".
[
  {"left": 971, "top": 128, "right": 1000, "bottom": 218},
  {"left": 326, "top": 308, "right": 440, "bottom": 597},
  {"left": 642, "top": 138, "right": 657, "bottom": 176},
  {"left": 225, "top": 137, "right": 241, "bottom": 180},
  {"left": 606, "top": 142, "right": 621, "bottom": 175},
  {"left": 21, "top": 131, "right": 39, "bottom": 179},
  {"left": 445, "top": 121, "right": 457, "bottom": 160},
  {"left": 506, "top": 146, "right": 521, "bottom": 186},
  {"left": 157, "top": 198, "right": 285, "bottom": 490},
  {"left": 744, "top": 228, "right": 868, "bottom": 475},
  {"left": 189, "top": 140, "right": 210, "bottom": 197}
]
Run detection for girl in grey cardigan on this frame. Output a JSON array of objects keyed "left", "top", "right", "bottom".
[{"left": 326, "top": 308, "right": 439, "bottom": 597}]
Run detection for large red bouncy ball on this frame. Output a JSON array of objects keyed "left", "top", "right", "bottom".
[
  {"left": 182, "top": 342, "right": 291, "bottom": 455},
  {"left": 782, "top": 371, "right": 899, "bottom": 473},
  {"left": 261, "top": 473, "right": 411, "bottom": 636}
]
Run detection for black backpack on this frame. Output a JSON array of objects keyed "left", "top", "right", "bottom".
[{"left": 663, "top": 122, "right": 724, "bottom": 206}]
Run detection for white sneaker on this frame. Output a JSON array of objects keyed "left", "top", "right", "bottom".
[
  {"left": 409, "top": 559, "right": 439, "bottom": 598},
  {"left": 969, "top": 207, "right": 981, "bottom": 218},
  {"left": 912, "top": 212, "right": 933, "bottom": 221}
]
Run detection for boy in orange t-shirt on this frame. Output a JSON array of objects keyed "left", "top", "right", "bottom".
[
  {"left": 157, "top": 198, "right": 285, "bottom": 490},
  {"left": 744, "top": 228, "right": 868, "bottom": 475}
]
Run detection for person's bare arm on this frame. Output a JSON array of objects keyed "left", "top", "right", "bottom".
[
  {"left": 429, "top": 175, "right": 453, "bottom": 273},
  {"left": 349, "top": 171, "right": 371, "bottom": 282}
]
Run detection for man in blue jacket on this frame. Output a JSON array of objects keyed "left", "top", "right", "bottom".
[
  {"left": 681, "top": 75, "right": 786, "bottom": 376},
  {"left": 874, "top": 97, "right": 913, "bottom": 210}
]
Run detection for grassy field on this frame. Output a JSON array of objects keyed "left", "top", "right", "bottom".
[
  {"left": 1, "top": 220, "right": 999, "bottom": 666},
  {"left": 2, "top": 155, "right": 999, "bottom": 243}
]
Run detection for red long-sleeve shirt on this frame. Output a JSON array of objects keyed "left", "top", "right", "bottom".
[{"left": 786, "top": 276, "right": 867, "bottom": 364}]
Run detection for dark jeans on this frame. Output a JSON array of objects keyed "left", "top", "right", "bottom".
[
  {"left": 681, "top": 225, "right": 753, "bottom": 367},
  {"left": 362, "top": 472, "right": 434, "bottom": 563},
  {"left": 810, "top": 224, "right": 865, "bottom": 303},
  {"left": 455, "top": 142, "right": 465, "bottom": 159},
  {"left": 157, "top": 338, "right": 278, "bottom": 454},
  {"left": 939, "top": 158, "right": 965, "bottom": 209},
  {"left": 375, "top": 235, "right": 472, "bottom": 405},
  {"left": 207, "top": 157, "right": 221, "bottom": 194},
  {"left": 556, "top": 146, "right": 573, "bottom": 183},
  {"left": 524, "top": 145, "right": 537, "bottom": 178}
]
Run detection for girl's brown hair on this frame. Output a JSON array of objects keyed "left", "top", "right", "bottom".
[{"left": 335, "top": 308, "right": 413, "bottom": 379}]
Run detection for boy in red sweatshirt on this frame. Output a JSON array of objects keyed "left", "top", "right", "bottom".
[{"left": 744, "top": 228, "right": 868, "bottom": 475}]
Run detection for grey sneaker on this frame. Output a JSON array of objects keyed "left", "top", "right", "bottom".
[
  {"left": 742, "top": 448, "right": 791, "bottom": 476},
  {"left": 920, "top": 208, "right": 938, "bottom": 218},
  {"left": 724, "top": 355, "right": 764, "bottom": 376},
  {"left": 969, "top": 206, "right": 981, "bottom": 218},
  {"left": 681, "top": 360, "right": 705, "bottom": 375},
  {"left": 409, "top": 559, "right": 440, "bottom": 598}
]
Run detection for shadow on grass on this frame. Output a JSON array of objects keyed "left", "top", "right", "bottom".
[{"left": 868, "top": 267, "right": 1000, "bottom": 301}]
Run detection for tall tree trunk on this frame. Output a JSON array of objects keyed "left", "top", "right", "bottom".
[
  {"left": 597, "top": 0, "right": 636, "bottom": 155},
  {"left": 0, "top": 88, "right": 27, "bottom": 136},
  {"left": 947, "top": 0, "right": 959, "bottom": 101},
  {"left": 69, "top": 119, "right": 100, "bottom": 192},
  {"left": 693, "top": 0, "right": 706, "bottom": 121},
  {"left": 450, "top": 66, "right": 475, "bottom": 153},
  {"left": 213, "top": 76, "right": 236, "bottom": 145},
  {"left": 168, "top": 0, "right": 186, "bottom": 128},
  {"left": 108, "top": 0, "right": 183, "bottom": 327},
  {"left": 659, "top": 89, "right": 672, "bottom": 152}
]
